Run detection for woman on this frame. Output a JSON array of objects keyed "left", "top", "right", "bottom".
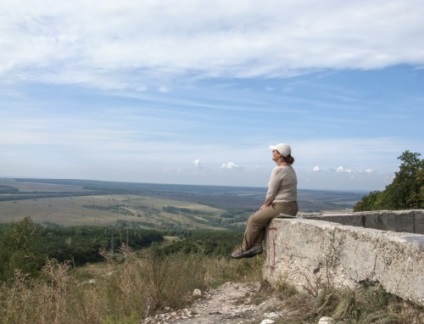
[{"left": 231, "top": 143, "right": 298, "bottom": 259}]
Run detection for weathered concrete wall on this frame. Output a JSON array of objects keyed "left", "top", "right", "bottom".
[
  {"left": 264, "top": 217, "right": 424, "bottom": 306},
  {"left": 303, "top": 209, "right": 424, "bottom": 234}
]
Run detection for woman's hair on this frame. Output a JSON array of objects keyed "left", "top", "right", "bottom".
[{"left": 282, "top": 155, "right": 295, "bottom": 165}]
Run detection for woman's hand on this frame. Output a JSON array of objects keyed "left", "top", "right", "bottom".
[{"left": 260, "top": 199, "right": 272, "bottom": 210}]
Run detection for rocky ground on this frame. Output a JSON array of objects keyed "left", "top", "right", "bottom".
[
  {"left": 143, "top": 281, "right": 285, "bottom": 324},
  {"left": 142, "top": 281, "right": 339, "bottom": 324}
]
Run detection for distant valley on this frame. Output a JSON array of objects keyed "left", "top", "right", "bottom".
[{"left": 0, "top": 178, "right": 366, "bottom": 231}]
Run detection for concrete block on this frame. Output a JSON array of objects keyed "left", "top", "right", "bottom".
[
  {"left": 414, "top": 211, "right": 424, "bottom": 234},
  {"left": 264, "top": 218, "right": 424, "bottom": 306},
  {"left": 382, "top": 211, "right": 415, "bottom": 233}
]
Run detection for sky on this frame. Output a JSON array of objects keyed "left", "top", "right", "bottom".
[{"left": 0, "top": 0, "right": 423, "bottom": 191}]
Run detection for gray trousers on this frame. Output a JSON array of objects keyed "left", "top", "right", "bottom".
[{"left": 241, "top": 201, "right": 298, "bottom": 251}]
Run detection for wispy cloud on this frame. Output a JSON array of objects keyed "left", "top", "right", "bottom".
[{"left": 1, "top": 1, "right": 423, "bottom": 89}]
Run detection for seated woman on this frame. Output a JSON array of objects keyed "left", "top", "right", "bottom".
[{"left": 231, "top": 143, "right": 298, "bottom": 259}]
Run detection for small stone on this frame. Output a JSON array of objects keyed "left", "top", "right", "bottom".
[
  {"left": 318, "top": 316, "right": 335, "bottom": 324},
  {"left": 265, "top": 312, "right": 280, "bottom": 319},
  {"left": 192, "top": 288, "right": 202, "bottom": 297},
  {"left": 260, "top": 319, "right": 275, "bottom": 324}
]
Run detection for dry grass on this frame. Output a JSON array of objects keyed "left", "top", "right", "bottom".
[
  {"left": 1, "top": 246, "right": 422, "bottom": 324},
  {"left": 0, "top": 245, "right": 263, "bottom": 324},
  {"left": 272, "top": 276, "right": 424, "bottom": 324}
]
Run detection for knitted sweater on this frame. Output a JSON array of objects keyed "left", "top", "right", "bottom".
[{"left": 265, "top": 165, "right": 297, "bottom": 203}]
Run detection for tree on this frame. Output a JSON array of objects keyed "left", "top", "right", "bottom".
[
  {"left": 0, "top": 217, "right": 45, "bottom": 282},
  {"left": 354, "top": 151, "right": 424, "bottom": 211},
  {"left": 415, "top": 162, "right": 424, "bottom": 207}
]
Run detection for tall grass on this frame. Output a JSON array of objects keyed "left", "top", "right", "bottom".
[
  {"left": 273, "top": 276, "right": 424, "bottom": 324},
  {"left": 0, "top": 245, "right": 263, "bottom": 324},
  {"left": 1, "top": 246, "right": 422, "bottom": 324}
]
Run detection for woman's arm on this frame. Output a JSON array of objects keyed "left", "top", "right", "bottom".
[{"left": 262, "top": 167, "right": 282, "bottom": 209}]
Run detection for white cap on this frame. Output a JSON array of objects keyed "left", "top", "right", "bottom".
[{"left": 269, "top": 143, "right": 291, "bottom": 157}]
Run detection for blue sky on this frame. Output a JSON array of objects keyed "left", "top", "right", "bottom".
[{"left": 1, "top": 0, "right": 423, "bottom": 191}]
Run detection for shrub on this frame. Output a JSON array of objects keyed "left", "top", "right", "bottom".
[{"left": 0, "top": 217, "right": 45, "bottom": 282}]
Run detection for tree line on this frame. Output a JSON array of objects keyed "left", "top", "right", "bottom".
[
  {"left": 0, "top": 217, "right": 244, "bottom": 283},
  {"left": 0, "top": 217, "right": 163, "bottom": 282}
]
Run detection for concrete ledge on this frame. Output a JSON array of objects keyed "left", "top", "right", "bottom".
[
  {"left": 300, "top": 209, "right": 424, "bottom": 234},
  {"left": 276, "top": 214, "right": 297, "bottom": 219},
  {"left": 264, "top": 218, "right": 424, "bottom": 306}
]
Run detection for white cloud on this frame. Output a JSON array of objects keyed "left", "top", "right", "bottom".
[
  {"left": 1, "top": 1, "right": 423, "bottom": 88},
  {"left": 312, "top": 166, "right": 321, "bottom": 172},
  {"left": 193, "top": 159, "right": 201, "bottom": 168},
  {"left": 220, "top": 161, "right": 241, "bottom": 170},
  {"left": 336, "top": 166, "right": 352, "bottom": 173}
]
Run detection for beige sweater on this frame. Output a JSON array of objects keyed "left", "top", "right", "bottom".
[{"left": 265, "top": 165, "right": 297, "bottom": 203}]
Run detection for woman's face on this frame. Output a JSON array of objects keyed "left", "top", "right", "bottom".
[{"left": 272, "top": 150, "right": 281, "bottom": 162}]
